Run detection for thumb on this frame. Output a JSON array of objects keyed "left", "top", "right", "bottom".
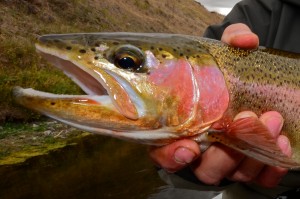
[
  {"left": 149, "top": 139, "right": 200, "bottom": 172},
  {"left": 221, "top": 23, "right": 259, "bottom": 49}
]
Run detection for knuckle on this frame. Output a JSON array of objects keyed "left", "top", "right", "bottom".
[
  {"left": 231, "top": 172, "right": 256, "bottom": 183},
  {"left": 195, "top": 170, "right": 222, "bottom": 186}
]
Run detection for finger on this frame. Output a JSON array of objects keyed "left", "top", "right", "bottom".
[
  {"left": 255, "top": 113, "right": 289, "bottom": 188},
  {"left": 259, "top": 111, "right": 284, "bottom": 138},
  {"left": 255, "top": 135, "right": 291, "bottom": 188},
  {"left": 191, "top": 111, "right": 256, "bottom": 185},
  {"left": 229, "top": 111, "right": 264, "bottom": 182},
  {"left": 231, "top": 111, "right": 287, "bottom": 186},
  {"left": 148, "top": 139, "right": 200, "bottom": 173},
  {"left": 228, "top": 158, "right": 264, "bottom": 183},
  {"left": 276, "top": 134, "right": 292, "bottom": 157},
  {"left": 255, "top": 166, "right": 288, "bottom": 188},
  {"left": 233, "top": 110, "right": 258, "bottom": 120},
  {"left": 221, "top": 23, "right": 259, "bottom": 49},
  {"left": 191, "top": 143, "right": 244, "bottom": 185}
]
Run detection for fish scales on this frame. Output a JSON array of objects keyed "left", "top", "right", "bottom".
[{"left": 201, "top": 39, "right": 300, "bottom": 161}]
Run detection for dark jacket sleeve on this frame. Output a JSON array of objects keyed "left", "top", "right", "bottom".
[
  {"left": 203, "top": 0, "right": 300, "bottom": 53},
  {"left": 203, "top": 0, "right": 282, "bottom": 44}
]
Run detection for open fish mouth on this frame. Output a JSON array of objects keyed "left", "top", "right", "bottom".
[
  {"left": 13, "top": 49, "right": 111, "bottom": 106},
  {"left": 36, "top": 46, "right": 109, "bottom": 97},
  {"left": 14, "top": 35, "right": 147, "bottom": 121},
  {"left": 13, "top": 32, "right": 211, "bottom": 145},
  {"left": 12, "top": 34, "right": 176, "bottom": 143},
  {"left": 12, "top": 33, "right": 225, "bottom": 143}
]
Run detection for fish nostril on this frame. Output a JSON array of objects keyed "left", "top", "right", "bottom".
[{"left": 38, "top": 35, "right": 49, "bottom": 44}]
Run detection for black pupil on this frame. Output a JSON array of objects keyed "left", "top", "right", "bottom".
[
  {"left": 117, "top": 56, "right": 137, "bottom": 70},
  {"left": 111, "top": 45, "right": 146, "bottom": 73}
]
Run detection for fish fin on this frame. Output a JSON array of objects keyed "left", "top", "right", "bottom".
[{"left": 207, "top": 117, "right": 300, "bottom": 169}]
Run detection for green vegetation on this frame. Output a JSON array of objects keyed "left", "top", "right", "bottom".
[{"left": 0, "top": 119, "right": 88, "bottom": 165}]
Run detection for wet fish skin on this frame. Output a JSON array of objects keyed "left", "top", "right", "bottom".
[
  {"left": 203, "top": 39, "right": 300, "bottom": 161},
  {"left": 13, "top": 33, "right": 300, "bottom": 168}
]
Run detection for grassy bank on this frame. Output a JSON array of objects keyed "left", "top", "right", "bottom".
[
  {"left": 0, "top": 0, "right": 223, "bottom": 123},
  {"left": 0, "top": 119, "right": 89, "bottom": 165}
]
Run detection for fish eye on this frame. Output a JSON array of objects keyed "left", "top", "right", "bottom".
[{"left": 112, "top": 45, "right": 147, "bottom": 73}]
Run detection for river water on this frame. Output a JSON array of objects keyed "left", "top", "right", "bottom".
[{"left": 0, "top": 135, "right": 166, "bottom": 199}]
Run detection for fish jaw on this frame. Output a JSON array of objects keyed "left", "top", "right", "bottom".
[
  {"left": 13, "top": 33, "right": 203, "bottom": 144},
  {"left": 32, "top": 33, "right": 215, "bottom": 131},
  {"left": 35, "top": 42, "right": 143, "bottom": 120},
  {"left": 13, "top": 87, "right": 181, "bottom": 144}
]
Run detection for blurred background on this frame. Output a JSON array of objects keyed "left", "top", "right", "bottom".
[{"left": 197, "top": 0, "right": 241, "bottom": 15}]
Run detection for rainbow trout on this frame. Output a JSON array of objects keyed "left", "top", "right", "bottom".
[{"left": 13, "top": 33, "right": 300, "bottom": 168}]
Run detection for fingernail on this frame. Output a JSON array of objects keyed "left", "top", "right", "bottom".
[
  {"left": 265, "top": 116, "right": 284, "bottom": 135},
  {"left": 277, "top": 135, "right": 292, "bottom": 156},
  {"left": 174, "top": 147, "right": 196, "bottom": 165},
  {"left": 234, "top": 111, "right": 258, "bottom": 121}
]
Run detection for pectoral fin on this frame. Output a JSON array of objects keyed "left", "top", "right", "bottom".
[{"left": 203, "top": 117, "right": 300, "bottom": 169}]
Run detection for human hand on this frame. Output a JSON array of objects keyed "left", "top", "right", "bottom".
[
  {"left": 221, "top": 23, "right": 259, "bottom": 49},
  {"left": 149, "top": 24, "right": 291, "bottom": 188}
]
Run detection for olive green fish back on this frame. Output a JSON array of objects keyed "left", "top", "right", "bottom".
[{"left": 201, "top": 39, "right": 300, "bottom": 163}]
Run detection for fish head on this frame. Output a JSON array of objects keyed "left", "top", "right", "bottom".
[{"left": 14, "top": 33, "right": 228, "bottom": 144}]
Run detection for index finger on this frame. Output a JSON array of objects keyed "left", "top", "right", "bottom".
[{"left": 221, "top": 23, "right": 259, "bottom": 49}]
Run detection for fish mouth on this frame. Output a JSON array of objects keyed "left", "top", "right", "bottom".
[
  {"left": 14, "top": 40, "right": 145, "bottom": 121},
  {"left": 37, "top": 50, "right": 108, "bottom": 96},
  {"left": 12, "top": 39, "right": 176, "bottom": 143}
]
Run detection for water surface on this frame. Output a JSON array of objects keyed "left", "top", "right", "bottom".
[{"left": 0, "top": 135, "right": 165, "bottom": 199}]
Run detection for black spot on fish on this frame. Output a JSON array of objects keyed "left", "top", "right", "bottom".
[
  {"left": 66, "top": 46, "right": 72, "bottom": 50},
  {"left": 162, "top": 54, "right": 167, "bottom": 58},
  {"left": 180, "top": 53, "right": 183, "bottom": 57},
  {"left": 50, "top": 102, "right": 56, "bottom": 106},
  {"left": 150, "top": 46, "right": 155, "bottom": 50},
  {"left": 79, "top": 49, "right": 86, "bottom": 54},
  {"left": 91, "top": 48, "right": 96, "bottom": 52},
  {"left": 159, "top": 47, "right": 163, "bottom": 51},
  {"left": 94, "top": 56, "right": 99, "bottom": 60}
]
